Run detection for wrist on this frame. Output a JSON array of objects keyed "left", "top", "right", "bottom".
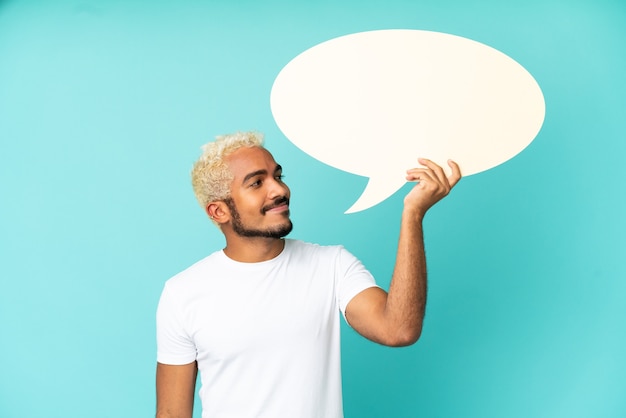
[{"left": 402, "top": 203, "right": 426, "bottom": 223}]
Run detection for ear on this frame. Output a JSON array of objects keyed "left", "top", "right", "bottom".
[{"left": 206, "top": 201, "right": 230, "bottom": 224}]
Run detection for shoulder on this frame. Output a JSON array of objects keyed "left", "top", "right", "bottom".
[
  {"left": 163, "top": 250, "right": 224, "bottom": 291},
  {"left": 283, "top": 239, "right": 357, "bottom": 264},
  {"left": 284, "top": 239, "right": 342, "bottom": 255}
]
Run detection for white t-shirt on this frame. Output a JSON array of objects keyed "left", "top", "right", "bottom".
[{"left": 157, "top": 239, "right": 378, "bottom": 418}]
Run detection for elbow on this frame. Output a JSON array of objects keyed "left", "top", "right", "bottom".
[
  {"left": 395, "top": 328, "right": 422, "bottom": 347},
  {"left": 383, "top": 323, "right": 423, "bottom": 347}
]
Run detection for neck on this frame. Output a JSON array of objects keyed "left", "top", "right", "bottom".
[{"left": 222, "top": 235, "right": 286, "bottom": 263}]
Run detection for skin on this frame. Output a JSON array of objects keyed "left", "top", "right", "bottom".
[
  {"left": 345, "top": 157, "right": 461, "bottom": 345},
  {"left": 156, "top": 362, "right": 197, "bottom": 418},
  {"left": 156, "top": 147, "right": 461, "bottom": 417}
]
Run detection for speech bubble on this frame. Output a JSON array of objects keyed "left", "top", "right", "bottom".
[{"left": 270, "top": 30, "right": 545, "bottom": 213}]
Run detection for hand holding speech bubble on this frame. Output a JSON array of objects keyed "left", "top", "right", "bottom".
[{"left": 271, "top": 30, "right": 545, "bottom": 213}]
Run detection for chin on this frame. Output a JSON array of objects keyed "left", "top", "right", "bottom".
[
  {"left": 271, "top": 220, "right": 293, "bottom": 238},
  {"left": 233, "top": 220, "right": 293, "bottom": 239}
]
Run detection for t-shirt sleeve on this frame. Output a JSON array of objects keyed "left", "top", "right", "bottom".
[
  {"left": 335, "top": 246, "right": 379, "bottom": 317},
  {"left": 156, "top": 281, "right": 198, "bottom": 365}
]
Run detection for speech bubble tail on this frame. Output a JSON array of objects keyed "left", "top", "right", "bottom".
[{"left": 344, "top": 176, "right": 406, "bottom": 214}]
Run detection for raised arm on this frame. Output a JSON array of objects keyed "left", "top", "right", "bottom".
[
  {"left": 345, "top": 158, "right": 462, "bottom": 347},
  {"left": 156, "top": 361, "right": 198, "bottom": 418}
]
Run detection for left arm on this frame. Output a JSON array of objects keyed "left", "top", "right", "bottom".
[{"left": 345, "top": 158, "right": 461, "bottom": 346}]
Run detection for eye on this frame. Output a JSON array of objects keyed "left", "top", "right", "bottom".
[
  {"left": 275, "top": 174, "right": 285, "bottom": 182},
  {"left": 249, "top": 179, "right": 262, "bottom": 188}
]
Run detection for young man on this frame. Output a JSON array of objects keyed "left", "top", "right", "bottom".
[{"left": 156, "top": 131, "right": 461, "bottom": 418}]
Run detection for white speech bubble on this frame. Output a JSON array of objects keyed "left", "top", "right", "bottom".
[{"left": 271, "top": 30, "right": 545, "bottom": 213}]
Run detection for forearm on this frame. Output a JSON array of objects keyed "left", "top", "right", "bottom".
[
  {"left": 383, "top": 207, "right": 427, "bottom": 345},
  {"left": 156, "top": 411, "right": 192, "bottom": 418},
  {"left": 345, "top": 158, "right": 460, "bottom": 347},
  {"left": 156, "top": 407, "right": 193, "bottom": 418}
]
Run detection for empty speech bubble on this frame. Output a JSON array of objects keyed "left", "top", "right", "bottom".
[{"left": 270, "top": 30, "right": 545, "bottom": 213}]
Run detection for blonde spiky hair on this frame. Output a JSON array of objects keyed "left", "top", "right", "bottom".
[{"left": 191, "top": 131, "right": 265, "bottom": 209}]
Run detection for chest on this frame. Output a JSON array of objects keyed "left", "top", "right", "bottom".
[{"left": 185, "top": 266, "right": 338, "bottom": 362}]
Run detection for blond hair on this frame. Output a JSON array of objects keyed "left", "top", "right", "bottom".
[{"left": 191, "top": 131, "right": 265, "bottom": 208}]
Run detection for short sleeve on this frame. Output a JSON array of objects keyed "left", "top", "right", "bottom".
[
  {"left": 335, "top": 246, "right": 379, "bottom": 317},
  {"left": 156, "top": 281, "right": 197, "bottom": 365}
]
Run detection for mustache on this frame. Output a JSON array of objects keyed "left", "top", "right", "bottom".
[{"left": 261, "top": 196, "right": 289, "bottom": 214}]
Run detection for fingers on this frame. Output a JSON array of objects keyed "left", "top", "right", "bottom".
[
  {"left": 418, "top": 158, "right": 448, "bottom": 185},
  {"left": 407, "top": 158, "right": 462, "bottom": 189},
  {"left": 447, "top": 159, "right": 462, "bottom": 188},
  {"left": 403, "top": 158, "right": 461, "bottom": 214},
  {"left": 405, "top": 166, "right": 437, "bottom": 183}
]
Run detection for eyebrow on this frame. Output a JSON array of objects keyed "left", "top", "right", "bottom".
[{"left": 242, "top": 164, "right": 282, "bottom": 184}]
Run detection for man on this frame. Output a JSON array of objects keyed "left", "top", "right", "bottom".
[{"left": 156, "top": 131, "right": 461, "bottom": 418}]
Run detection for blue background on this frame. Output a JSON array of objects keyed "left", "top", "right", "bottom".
[{"left": 1, "top": 0, "right": 625, "bottom": 417}]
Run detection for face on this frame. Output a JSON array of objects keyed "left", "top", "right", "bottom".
[{"left": 223, "top": 146, "right": 292, "bottom": 239}]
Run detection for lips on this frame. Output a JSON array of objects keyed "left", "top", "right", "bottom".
[{"left": 262, "top": 197, "right": 290, "bottom": 214}]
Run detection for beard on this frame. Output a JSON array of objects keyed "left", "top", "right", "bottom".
[{"left": 224, "top": 196, "right": 293, "bottom": 239}]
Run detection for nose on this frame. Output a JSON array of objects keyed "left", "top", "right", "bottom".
[{"left": 268, "top": 176, "right": 290, "bottom": 199}]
